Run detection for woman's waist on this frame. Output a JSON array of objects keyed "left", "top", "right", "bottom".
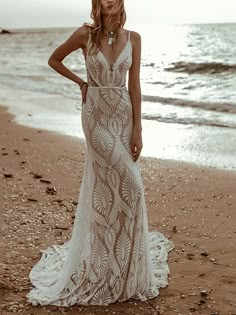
[
  {"left": 87, "top": 85, "right": 128, "bottom": 90},
  {"left": 85, "top": 85, "right": 131, "bottom": 106}
]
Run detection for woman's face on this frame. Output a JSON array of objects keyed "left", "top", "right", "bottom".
[{"left": 101, "top": 0, "right": 119, "bottom": 16}]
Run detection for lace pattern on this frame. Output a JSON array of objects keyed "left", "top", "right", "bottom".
[{"left": 27, "top": 30, "right": 174, "bottom": 307}]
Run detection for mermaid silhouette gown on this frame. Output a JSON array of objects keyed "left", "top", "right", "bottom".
[{"left": 27, "top": 31, "right": 174, "bottom": 306}]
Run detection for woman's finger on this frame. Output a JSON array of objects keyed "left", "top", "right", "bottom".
[
  {"left": 84, "top": 85, "right": 88, "bottom": 102},
  {"left": 130, "top": 144, "right": 136, "bottom": 158},
  {"left": 132, "top": 146, "right": 138, "bottom": 161},
  {"left": 82, "top": 91, "right": 86, "bottom": 103},
  {"left": 133, "top": 144, "right": 142, "bottom": 161},
  {"left": 80, "top": 83, "right": 88, "bottom": 104}
]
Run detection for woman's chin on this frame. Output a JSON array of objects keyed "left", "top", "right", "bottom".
[{"left": 103, "top": 8, "right": 119, "bottom": 16}]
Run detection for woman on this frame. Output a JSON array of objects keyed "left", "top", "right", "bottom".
[{"left": 27, "top": 0, "right": 174, "bottom": 307}]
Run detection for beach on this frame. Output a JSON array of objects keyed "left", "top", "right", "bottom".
[
  {"left": 1, "top": 105, "right": 236, "bottom": 315},
  {"left": 1, "top": 23, "right": 236, "bottom": 314}
]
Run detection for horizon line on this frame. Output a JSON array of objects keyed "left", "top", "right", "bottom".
[{"left": 1, "top": 21, "right": 236, "bottom": 31}]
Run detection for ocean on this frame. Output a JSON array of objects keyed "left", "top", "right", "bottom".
[{"left": 0, "top": 23, "right": 236, "bottom": 169}]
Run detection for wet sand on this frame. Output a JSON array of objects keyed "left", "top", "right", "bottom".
[{"left": 1, "top": 105, "right": 236, "bottom": 315}]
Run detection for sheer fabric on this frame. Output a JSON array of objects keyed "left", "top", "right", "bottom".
[{"left": 27, "top": 30, "right": 174, "bottom": 307}]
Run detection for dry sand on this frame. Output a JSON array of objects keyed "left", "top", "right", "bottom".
[{"left": 1, "top": 105, "right": 236, "bottom": 315}]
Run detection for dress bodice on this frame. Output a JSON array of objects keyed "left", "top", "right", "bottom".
[{"left": 85, "top": 31, "right": 132, "bottom": 88}]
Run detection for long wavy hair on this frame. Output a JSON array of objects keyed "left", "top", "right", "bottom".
[{"left": 84, "top": 0, "right": 126, "bottom": 55}]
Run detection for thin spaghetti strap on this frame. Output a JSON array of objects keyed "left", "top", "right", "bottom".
[
  {"left": 128, "top": 30, "right": 131, "bottom": 41},
  {"left": 84, "top": 27, "right": 91, "bottom": 59}
]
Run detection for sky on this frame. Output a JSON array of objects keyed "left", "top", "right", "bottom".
[{"left": 0, "top": 0, "right": 236, "bottom": 29}]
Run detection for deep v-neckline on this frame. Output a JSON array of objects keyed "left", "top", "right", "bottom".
[{"left": 99, "top": 36, "right": 130, "bottom": 68}]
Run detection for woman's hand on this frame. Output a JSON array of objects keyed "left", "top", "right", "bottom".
[
  {"left": 130, "top": 127, "right": 143, "bottom": 162},
  {"left": 80, "top": 82, "right": 88, "bottom": 104}
]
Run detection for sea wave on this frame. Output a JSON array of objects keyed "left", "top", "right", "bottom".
[
  {"left": 141, "top": 113, "right": 236, "bottom": 129},
  {"left": 142, "top": 94, "right": 236, "bottom": 114},
  {"left": 1, "top": 77, "right": 236, "bottom": 129},
  {"left": 165, "top": 61, "right": 236, "bottom": 74}
]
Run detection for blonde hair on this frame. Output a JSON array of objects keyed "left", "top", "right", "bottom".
[{"left": 84, "top": 0, "right": 126, "bottom": 55}]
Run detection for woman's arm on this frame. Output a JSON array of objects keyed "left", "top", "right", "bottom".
[
  {"left": 128, "top": 31, "right": 143, "bottom": 161},
  {"left": 48, "top": 25, "right": 88, "bottom": 101},
  {"left": 128, "top": 31, "right": 142, "bottom": 131}
]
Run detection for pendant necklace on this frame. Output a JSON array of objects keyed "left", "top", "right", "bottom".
[
  {"left": 107, "top": 31, "right": 115, "bottom": 45},
  {"left": 103, "top": 31, "right": 115, "bottom": 71}
]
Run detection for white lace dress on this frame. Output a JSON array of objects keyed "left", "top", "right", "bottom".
[{"left": 27, "top": 31, "right": 174, "bottom": 307}]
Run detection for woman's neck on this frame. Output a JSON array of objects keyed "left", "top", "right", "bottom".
[{"left": 101, "top": 15, "right": 114, "bottom": 33}]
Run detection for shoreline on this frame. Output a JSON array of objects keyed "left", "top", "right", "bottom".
[
  {"left": 1, "top": 105, "right": 236, "bottom": 314},
  {"left": 1, "top": 83, "right": 236, "bottom": 171}
]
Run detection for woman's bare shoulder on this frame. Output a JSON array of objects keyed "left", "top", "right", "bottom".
[
  {"left": 64, "top": 24, "right": 89, "bottom": 50},
  {"left": 129, "top": 30, "right": 141, "bottom": 40},
  {"left": 72, "top": 25, "right": 89, "bottom": 40},
  {"left": 128, "top": 30, "right": 141, "bottom": 49},
  {"left": 129, "top": 30, "right": 141, "bottom": 47}
]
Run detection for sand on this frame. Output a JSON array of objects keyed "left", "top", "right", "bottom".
[{"left": 1, "top": 105, "right": 236, "bottom": 315}]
